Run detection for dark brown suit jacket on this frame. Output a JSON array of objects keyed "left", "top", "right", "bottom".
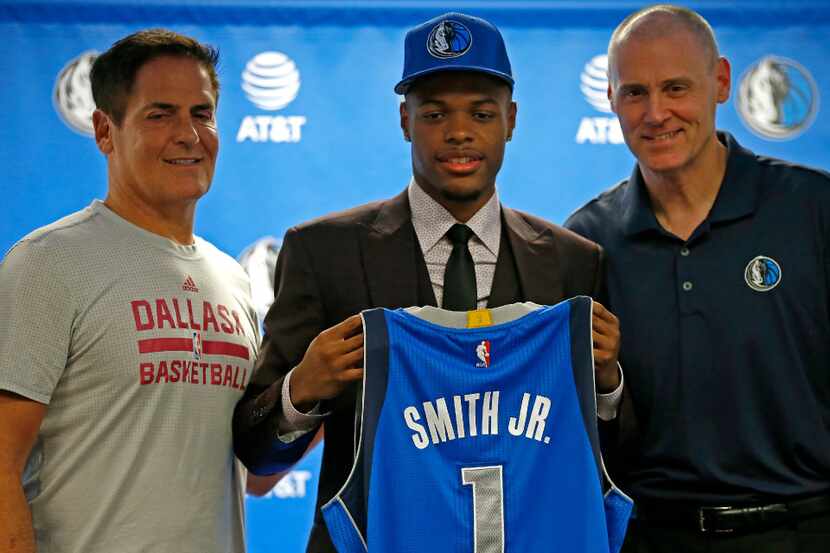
[{"left": 233, "top": 189, "right": 604, "bottom": 553}]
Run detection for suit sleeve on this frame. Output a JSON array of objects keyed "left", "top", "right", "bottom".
[
  {"left": 590, "top": 242, "right": 606, "bottom": 304},
  {"left": 233, "top": 227, "right": 325, "bottom": 474}
]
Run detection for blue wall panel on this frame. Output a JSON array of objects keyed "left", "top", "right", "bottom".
[{"left": 1, "top": 2, "right": 828, "bottom": 552}]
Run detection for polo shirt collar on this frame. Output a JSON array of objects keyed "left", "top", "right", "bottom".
[
  {"left": 621, "top": 131, "right": 761, "bottom": 237},
  {"left": 620, "top": 163, "right": 659, "bottom": 236},
  {"left": 707, "top": 131, "right": 762, "bottom": 224}
]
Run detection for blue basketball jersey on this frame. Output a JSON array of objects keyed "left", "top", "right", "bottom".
[{"left": 322, "top": 296, "right": 632, "bottom": 553}]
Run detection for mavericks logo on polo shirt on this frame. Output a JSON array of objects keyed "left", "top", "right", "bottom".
[{"left": 744, "top": 255, "right": 782, "bottom": 292}]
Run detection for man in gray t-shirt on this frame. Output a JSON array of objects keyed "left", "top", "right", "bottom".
[{"left": 0, "top": 30, "right": 258, "bottom": 553}]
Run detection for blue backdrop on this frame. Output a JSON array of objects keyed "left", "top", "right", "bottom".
[{"left": 1, "top": 1, "right": 828, "bottom": 551}]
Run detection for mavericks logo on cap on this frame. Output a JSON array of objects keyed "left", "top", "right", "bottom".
[
  {"left": 744, "top": 255, "right": 782, "bottom": 292},
  {"left": 427, "top": 20, "right": 472, "bottom": 59}
]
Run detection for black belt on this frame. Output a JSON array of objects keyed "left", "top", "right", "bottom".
[{"left": 633, "top": 494, "right": 830, "bottom": 534}]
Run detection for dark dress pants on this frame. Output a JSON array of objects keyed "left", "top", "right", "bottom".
[{"left": 622, "top": 512, "right": 830, "bottom": 553}]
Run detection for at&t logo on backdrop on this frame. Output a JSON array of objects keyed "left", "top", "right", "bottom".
[
  {"left": 575, "top": 54, "right": 623, "bottom": 145},
  {"left": 257, "top": 470, "right": 313, "bottom": 499},
  {"left": 236, "top": 51, "right": 307, "bottom": 143},
  {"left": 53, "top": 50, "right": 99, "bottom": 136},
  {"left": 736, "top": 55, "right": 819, "bottom": 141}
]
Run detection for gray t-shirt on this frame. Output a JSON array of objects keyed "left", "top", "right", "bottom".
[{"left": 0, "top": 201, "right": 259, "bottom": 553}]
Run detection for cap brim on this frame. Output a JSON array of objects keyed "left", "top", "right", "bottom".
[{"left": 394, "top": 66, "right": 514, "bottom": 95}]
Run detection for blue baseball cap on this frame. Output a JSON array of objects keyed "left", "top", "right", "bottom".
[{"left": 394, "top": 12, "right": 514, "bottom": 95}]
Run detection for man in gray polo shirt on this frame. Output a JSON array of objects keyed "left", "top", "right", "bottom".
[{"left": 0, "top": 30, "right": 258, "bottom": 553}]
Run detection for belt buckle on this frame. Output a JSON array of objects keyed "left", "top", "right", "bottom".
[{"left": 698, "top": 506, "right": 734, "bottom": 534}]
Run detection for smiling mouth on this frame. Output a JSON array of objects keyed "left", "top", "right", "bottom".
[
  {"left": 164, "top": 158, "right": 202, "bottom": 165},
  {"left": 645, "top": 130, "right": 683, "bottom": 141},
  {"left": 442, "top": 158, "right": 482, "bottom": 174},
  {"left": 438, "top": 151, "right": 483, "bottom": 173},
  {"left": 446, "top": 156, "right": 477, "bottom": 164}
]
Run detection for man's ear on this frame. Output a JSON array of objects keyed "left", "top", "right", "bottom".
[
  {"left": 715, "top": 56, "right": 732, "bottom": 104},
  {"left": 606, "top": 84, "right": 618, "bottom": 114},
  {"left": 92, "top": 109, "right": 114, "bottom": 155},
  {"left": 506, "top": 101, "right": 517, "bottom": 141},
  {"left": 400, "top": 101, "right": 411, "bottom": 142}
]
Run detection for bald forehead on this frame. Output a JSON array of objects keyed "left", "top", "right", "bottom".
[{"left": 609, "top": 8, "right": 718, "bottom": 70}]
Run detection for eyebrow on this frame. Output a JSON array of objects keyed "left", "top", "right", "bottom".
[
  {"left": 141, "top": 102, "right": 174, "bottom": 111},
  {"left": 141, "top": 102, "right": 214, "bottom": 112},
  {"left": 418, "top": 97, "right": 501, "bottom": 107},
  {"left": 618, "top": 77, "right": 693, "bottom": 92},
  {"left": 662, "top": 77, "right": 693, "bottom": 86},
  {"left": 616, "top": 83, "right": 645, "bottom": 95}
]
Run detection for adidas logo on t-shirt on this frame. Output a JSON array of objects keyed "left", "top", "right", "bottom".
[{"left": 182, "top": 275, "right": 200, "bottom": 293}]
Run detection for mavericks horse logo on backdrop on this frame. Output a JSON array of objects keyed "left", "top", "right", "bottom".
[
  {"left": 237, "top": 236, "right": 281, "bottom": 326},
  {"left": 53, "top": 50, "right": 98, "bottom": 136},
  {"left": 736, "top": 56, "right": 819, "bottom": 141}
]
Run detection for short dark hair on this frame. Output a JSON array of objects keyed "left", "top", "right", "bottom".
[{"left": 90, "top": 28, "right": 219, "bottom": 125}]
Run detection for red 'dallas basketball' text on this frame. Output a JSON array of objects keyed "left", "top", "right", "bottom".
[{"left": 130, "top": 297, "right": 251, "bottom": 390}]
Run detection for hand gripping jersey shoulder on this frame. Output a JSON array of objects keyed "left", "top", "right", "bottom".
[{"left": 323, "top": 296, "right": 632, "bottom": 553}]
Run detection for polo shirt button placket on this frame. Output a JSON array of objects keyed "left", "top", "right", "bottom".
[{"left": 676, "top": 243, "right": 695, "bottom": 313}]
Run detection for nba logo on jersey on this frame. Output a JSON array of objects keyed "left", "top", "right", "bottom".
[
  {"left": 192, "top": 331, "right": 202, "bottom": 360},
  {"left": 475, "top": 340, "right": 491, "bottom": 367}
]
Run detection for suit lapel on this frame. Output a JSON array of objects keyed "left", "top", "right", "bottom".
[
  {"left": 362, "top": 190, "right": 425, "bottom": 309},
  {"left": 501, "top": 207, "right": 563, "bottom": 304},
  {"left": 488, "top": 228, "right": 519, "bottom": 307}
]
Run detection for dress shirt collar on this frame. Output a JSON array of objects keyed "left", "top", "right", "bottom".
[{"left": 408, "top": 178, "right": 502, "bottom": 256}]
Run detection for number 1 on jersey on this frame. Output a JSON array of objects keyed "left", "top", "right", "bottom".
[{"left": 461, "top": 465, "right": 505, "bottom": 553}]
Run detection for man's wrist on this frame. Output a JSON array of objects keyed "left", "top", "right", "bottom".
[
  {"left": 283, "top": 369, "right": 323, "bottom": 418},
  {"left": 596, "top": 362, "right": 621, "bottom": 393},
  {"left": 596, "top": 363, "right": 623, "bottom": 421},
  {"left": 287, "top": 368, "right": 316, "bottom": 413}
]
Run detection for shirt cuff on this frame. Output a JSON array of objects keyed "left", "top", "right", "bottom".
[
  {"left": 277, "top": 367, "right": 327, "bottom": 442},
  {"left": 596, "top": 363, "right": 623, "bottom": 422}
]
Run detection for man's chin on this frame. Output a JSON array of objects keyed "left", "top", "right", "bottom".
[
  {"left": 439, "top": 185, "right": 486, "bottom": 204},
  {"left": 638, "top": 153, "right": 688, "bottom": 176}
]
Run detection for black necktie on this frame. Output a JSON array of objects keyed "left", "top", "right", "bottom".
[{"left": 443, "top": 224, "right": 477, "bottom": 311}]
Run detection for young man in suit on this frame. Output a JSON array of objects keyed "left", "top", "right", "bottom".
[{"left": 234, "top": 12, "right": 623, "bottom": 552}]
